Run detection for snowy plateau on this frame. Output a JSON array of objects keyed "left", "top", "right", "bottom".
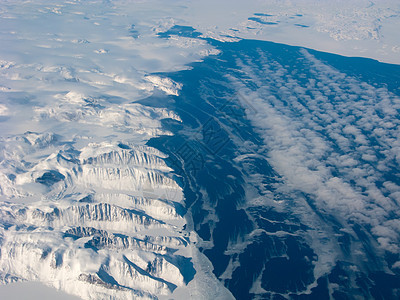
[{"left": 0, "top": 0, "right": 400, "bottom": 300}]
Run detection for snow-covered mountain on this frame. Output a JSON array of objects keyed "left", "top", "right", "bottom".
[
  {"left": 0, "top": 1, "right": 229, "bottom": 299},
  {"left": 1, "top": 0, "right": 400, "bottom": 299},
  {"left": 0, "top": 79, "right": 230, "bottom": 299}
]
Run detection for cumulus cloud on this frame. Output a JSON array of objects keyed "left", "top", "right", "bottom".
[
  {"left": 229, "top": 47, "right": 400, "bottom": 257},
  {"left": 0, "top": 104, "right": 8, "bottom": 116}
]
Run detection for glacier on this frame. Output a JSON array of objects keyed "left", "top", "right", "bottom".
[{"left": 1, "top": 0, "right": 400, "bottom": 299}]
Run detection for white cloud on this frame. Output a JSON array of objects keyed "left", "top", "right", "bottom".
[
  {"left": 0, "top": 103, "right": 8, "bottom": 116},
  {"left": 229, "top": 47, "right": 400, "bottom": 268}
]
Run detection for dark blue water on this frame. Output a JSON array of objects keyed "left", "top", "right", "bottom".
[
  {"left": 248, "top": 17, "right": 279, "bottom": 25},
  {"left": 142, "top": 31, "right": 400, "bottom": 299}
]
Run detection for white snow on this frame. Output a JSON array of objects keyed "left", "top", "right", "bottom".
[
  {"left": 184, "top": 0, "right": 400, "bottom": 65},
  {"left": 0, "top": 0, "right": 231, "bottom": 299},
  {"left": 0, "top": 281, "right": 81, "bottom": 300},
  {"left": 145, "top": 76, "right": 182, "bottom": 96},
  {"left": 0, "top": 0, "right": 399, "bottom": 299}
]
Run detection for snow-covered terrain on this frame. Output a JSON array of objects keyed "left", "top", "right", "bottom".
[
  {"left": 0, "top": 0, "right": 229, "bottom": 299},
  {"left": 185, "top": 0, "right": 400, "bottom": 64},
  {"left": 1, "top": 0, "right": 400, "bottom": 299},
  {"left": 0, "top": 53, "right": 229, "bottom": 299}
]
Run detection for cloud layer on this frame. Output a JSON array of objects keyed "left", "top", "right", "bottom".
[{"left": 228, "top": 47, "right": 400, "bottom": 263}]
